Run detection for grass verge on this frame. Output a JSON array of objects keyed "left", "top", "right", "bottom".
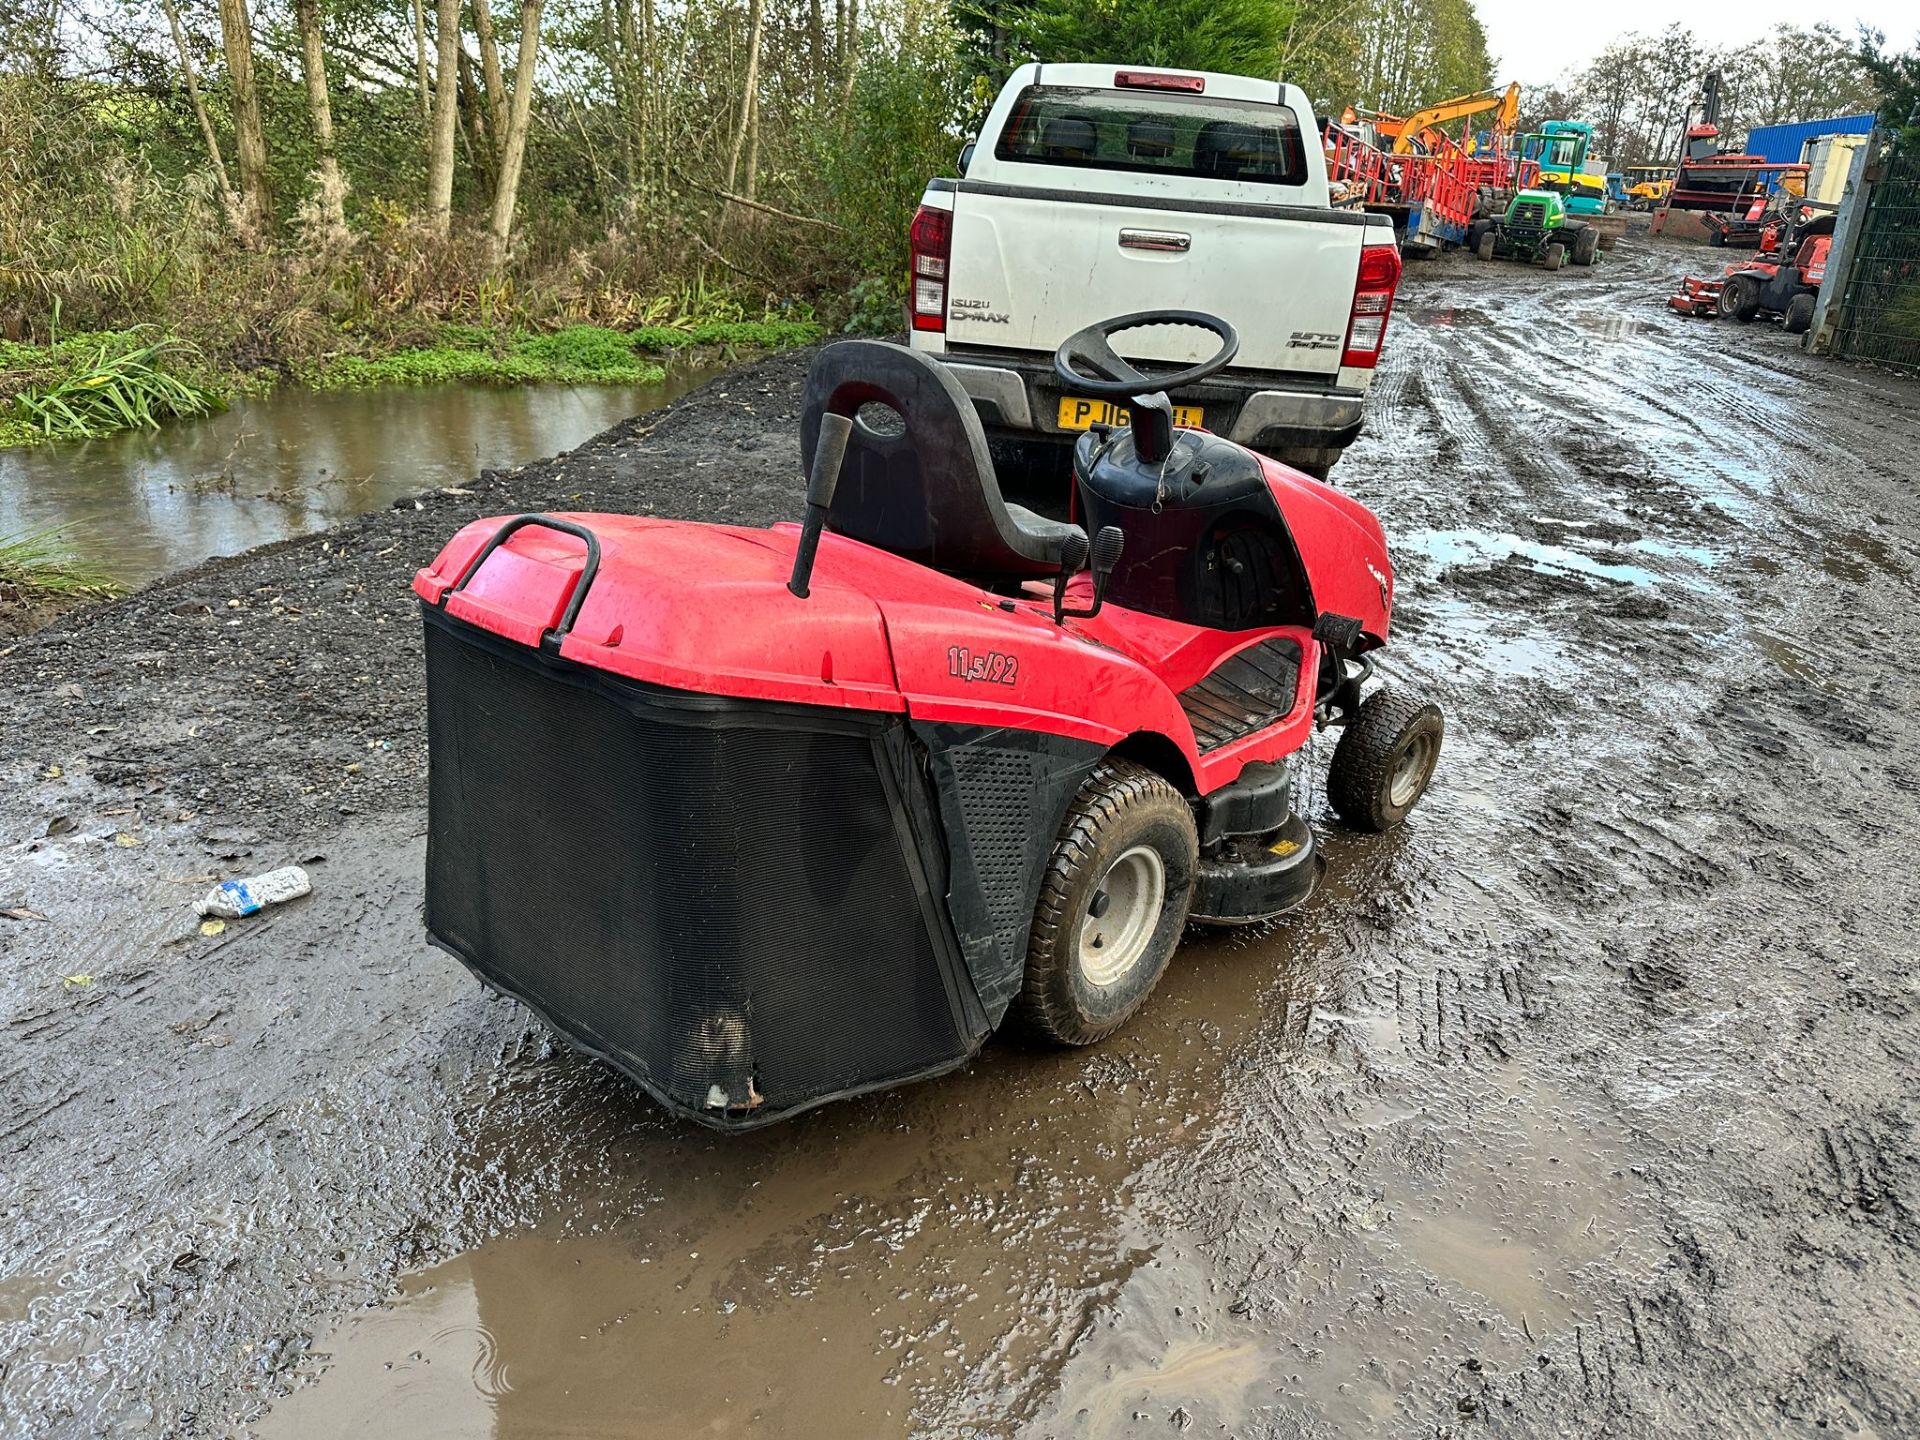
[
  {"left": 0, "top": 528, "right": 126, "bottom": 603},
  {"left": 2, "top": 332, "right": 221, "bottom": 446}
]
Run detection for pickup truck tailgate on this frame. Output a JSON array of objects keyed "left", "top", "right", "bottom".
[{"left": 946, "top": 186, "right": 1360, "bottom": 376}]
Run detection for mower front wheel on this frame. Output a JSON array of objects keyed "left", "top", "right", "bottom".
[
  {"left": 1719, "top": 275, "right": 1762, "bottom": 322},
  {"left": 1784, "top": 293, "right": 1815, "bottom": 335},
  {"left": 1018, "top": 761, "right": 1197, "bottom": 1046},
  {"left": 1476, "top": 231, "right": 1497, "bottom": 261},
  {"left": 1543, "top": 242, "right": 1567, "bottom": 271},
  {"left": 1329, "top": 689, "right": 1444, "bottom": 833}
]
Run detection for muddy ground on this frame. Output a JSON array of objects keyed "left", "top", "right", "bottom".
[{"left": 2, "top": 230, "right": 1917, "bottom": 1439}]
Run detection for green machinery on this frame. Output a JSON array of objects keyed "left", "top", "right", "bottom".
[{"left": 1468, "top": 187, "right": 1601, "bottom": 270}]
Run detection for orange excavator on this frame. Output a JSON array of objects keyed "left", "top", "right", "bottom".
[{"left": 1342, "top": 84, "right": 1522, "bottom": 157}]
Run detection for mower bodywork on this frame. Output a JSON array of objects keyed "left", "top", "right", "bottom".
[{"left": 416, "top": 336, "right": 1407, "bottom": 1129}]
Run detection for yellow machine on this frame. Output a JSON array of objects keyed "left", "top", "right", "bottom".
[
  {"left": 1343, "top": 85, "right": 1523, "bottom": 157},
  {"left": 1388, "top": 84, "right": 1521, "bottom": 156},
  {"left": 1624, "top": 166, "right": 1673, "bottom": 209}
]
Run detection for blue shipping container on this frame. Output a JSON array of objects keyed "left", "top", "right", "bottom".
[{"left": 1744, "top": 115, "right": 1876, "bottom": 164}]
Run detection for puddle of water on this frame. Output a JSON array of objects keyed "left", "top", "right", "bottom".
[
  {"left": 0, "top": 358, "right": 728, "bottom": 589},
  {"left": 1408, "top": 306, "right": 1491, "bottom": 329},
  {"left": 256, "top": 922, "right": 1321, "bottom": 1440},
  {"left": 1406, "top": 528, "right": 1662, "bottom": 588}
]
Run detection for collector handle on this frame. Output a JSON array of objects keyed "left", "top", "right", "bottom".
[{"left": 443, "top": 513, "right": 604, "bottom": 645}]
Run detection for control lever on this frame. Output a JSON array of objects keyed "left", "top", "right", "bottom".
[
  {"left": 1050, "top": 532, "right": 1090, "bottom": 626},
  {"left": 1059, "top": 526, "right": 1125, "bottom": 622},
  {"left": 787, "top": 412, "right": 854, "bottom": 598}
]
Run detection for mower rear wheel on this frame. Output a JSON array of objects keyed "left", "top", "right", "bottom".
[
  {"left": 1018, "top": 760, "right": 1197, "bottom": 1046},
  {"left": 1571, "top": 226, "right": 1599, "bottom": 266},
  {"left": 1784, "top": 293, "right": 1815, "bottom": 335},
  {"left": 1476, "top": 232, "right": 1496, "bottom": 261},
  {"left": 1329, "top": 689, "right": 1444, "bottom": 833},
  {"left": 1543, "top": 242, "right": 1567, "bottom": 271}
]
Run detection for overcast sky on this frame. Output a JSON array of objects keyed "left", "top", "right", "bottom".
[{"left": 1477, "top": 1, "right": 1920, "bottom": 87}]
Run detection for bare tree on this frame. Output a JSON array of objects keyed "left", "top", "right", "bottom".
[
  {"left": 426, "top": 0, "right": 462, "bottom": 233},
  {"left": 157, "top": 0, "right": 241, "bottom": 232},
  {"left": 294, "top": 0, "right": 350, "bottom": 241},
  {"left": 410, "top": 0, "right": 432, "bottom": 129},
  {"left": 725, "top": 0, "right": 765, "bottom": 197},
  {"left": 215, "top": 0, "right": 273, "bottom": 239},
  {"left": 487, "top": 0, "right": 543, "bottom": 264},
  {"left": 471, "top": 0, "right": 509, "bottom": 151}
]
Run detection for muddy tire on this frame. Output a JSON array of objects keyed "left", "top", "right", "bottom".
[
  {"left": 1571, "top": 226, "right": 1599, "bottom": 266},
  {"left": 1719, "top": 275, "right": 1761, "bottom": 322},
  {"left": 1329, "top": 690, "right": 1444, "bottom": 833},
  {"left": 1476, "top": 231, "right": 1497, "bottom": 261},
  {"left": 1017, "top": 760, "right": 1197, "bottom": 1046},
  {"left": 1467, "top": 220, "right": 1491, "bottom": 253},
  {"left": 1784, "top": 293, "right": 1815, "bottom": 335},
  {"left": 1543, "top": 242, "right": 1567, "bottom": 271}
]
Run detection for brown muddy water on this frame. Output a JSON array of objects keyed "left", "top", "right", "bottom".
[
  {"left": 0, "top": 358, "right": 728, "bottom": 588},
  {"left": 3, "top": 232, "right": 1919, "bottom": 1438}
]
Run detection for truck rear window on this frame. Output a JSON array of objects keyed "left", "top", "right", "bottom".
[{"left": 994, "top": 85, "right": 1307, "bottom": 188}]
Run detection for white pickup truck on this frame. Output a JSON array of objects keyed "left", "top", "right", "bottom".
[{"left": 908, "top": 63, "right": 1402, "bottom": 479}]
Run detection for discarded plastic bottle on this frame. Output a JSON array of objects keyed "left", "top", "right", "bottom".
[{"left": 196, "top": 866, "right": 311, "bottom": 919}]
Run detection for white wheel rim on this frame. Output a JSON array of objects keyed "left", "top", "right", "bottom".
[
  {"left": 1078, "top": 845, "right": 1166, "bottom": 988},
  {"left": 1389, "top": 731, "right": 1437, "bottom": 809}
]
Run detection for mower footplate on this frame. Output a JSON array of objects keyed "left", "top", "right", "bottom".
[{"left": 1191, "top": 812, "right": 1318, "bottom": 925}]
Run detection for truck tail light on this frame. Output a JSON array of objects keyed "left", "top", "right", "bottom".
[
  {"left": 1115, "top": 70, "right": 1204, "bottom": 93},
  {"left": 908, "top": 205, "right": 952, "bottom": 333},
  {"left": 1341, "top": 242, "right": 1401, "bottom": 368}
]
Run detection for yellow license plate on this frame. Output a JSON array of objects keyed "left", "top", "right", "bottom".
[{"left": 1056, "top": 397, "right": 1204, "bottom": 432}]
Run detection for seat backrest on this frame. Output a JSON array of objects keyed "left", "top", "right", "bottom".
[
  {"left": 1193, "top": 120, "right": 1286, "bottom": 181},
  {"left": 799, "top": 341, "right": 1070, "bottom": 580}
]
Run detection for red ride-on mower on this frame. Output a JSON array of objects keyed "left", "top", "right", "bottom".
[
  {"left": 1670, "top": 211, "right": 1835, "bottom": 334},
  {"left": 413, "top": 312, "right": 1442, "bottom": 1128}
]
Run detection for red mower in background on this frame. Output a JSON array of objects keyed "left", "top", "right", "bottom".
[
  {"left": 413, "top": 311, "right": 1442, "bottom": 1128},
  {"left": 1670, "top": 208, "right": 1836, "bottom": 334}
]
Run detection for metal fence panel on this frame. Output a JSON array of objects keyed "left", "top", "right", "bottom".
[{"left": 1831, "top": 132, "right": 1920, "bottom": 376}]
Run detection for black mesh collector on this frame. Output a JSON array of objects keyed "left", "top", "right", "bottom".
[{"left": 421, "top": 606, "right": 983, "bottom": 1128}]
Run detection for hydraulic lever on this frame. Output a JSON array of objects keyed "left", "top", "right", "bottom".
[
  {"left": 1055, "top": 526, "right": 1125, "bottom": 623},
  {"left": 787, "top": 412, "right": 854, "bottom": 599}
]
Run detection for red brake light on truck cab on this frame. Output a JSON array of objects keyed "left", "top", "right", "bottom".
[
  {"left": 908, "top": 204, "right": 952, "bottom": 333},
  {"left": 1341, "top": 242, "right": 1401, "bottom": 369},
  {"left": 1115, "top": 70, "right": 1204, "bottom": 93}
]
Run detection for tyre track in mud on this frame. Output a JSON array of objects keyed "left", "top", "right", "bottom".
[{"left": 2, "top": 235, "right": 1919, "bottom": 1437}]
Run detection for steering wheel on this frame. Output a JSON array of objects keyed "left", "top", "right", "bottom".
[{"left": 1053, "top": 310, "right": 1240, "bottom": 398}]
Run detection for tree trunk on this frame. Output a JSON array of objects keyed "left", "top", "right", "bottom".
[
  {"left": 157, "top": 0, "right": 242, "bottom": 232},
  {"left": 215, "top": 0, "right": 273, "bottom": 240},
  {"left": 459, "top": 45, "right": 493, "bottom": 174},
  {"left": 293, "top": 0, "right": 350, "bottom": 241},
  {"left": 808, "top": 0, "right": 823, "bottom": 98},
  {"left": 841, "top": 0, "right": 858, "bottom": 100},
  {"left": 725, "top": 0, "right": 764, "bottom": 196},
  {"left": 487, "top": 0, "right": 542, "bottom": 265},
  {"left": 426, "top": 0, "right": 461, "bottom": 234},
  {"left": 410, "top": 0, "right": 432, "bottom": 131},
  {"left": 470, "top": 0, "right": 508, "bottom": 148}
]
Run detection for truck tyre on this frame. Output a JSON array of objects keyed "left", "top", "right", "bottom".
[
  {"left": 1329, "top": 690, "right": 1444, "bottom": 833},
  {"left": 1543, "top": 242, "right": 1567, "bottom": 271},
  {"left": 1476, "top": 231, "right": 1496, "bottom": 261},
  {"left": 1784, "top": 293, "right": 1815, "bottom": 335},
  {"left": 1571, "top": 226, "right": 1599, "bottom": 266},
  {"left": 1017, "top": 760, "right": 1197, "bottom": 1046}
]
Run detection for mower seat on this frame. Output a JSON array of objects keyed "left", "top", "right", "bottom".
[{"left": 799, "top": 341, "right": 1084, "bottom": 582}]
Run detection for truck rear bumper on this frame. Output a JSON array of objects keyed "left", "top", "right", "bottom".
[{"left": 925, "top": 350, "right": 1366, "bottom": 463}]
